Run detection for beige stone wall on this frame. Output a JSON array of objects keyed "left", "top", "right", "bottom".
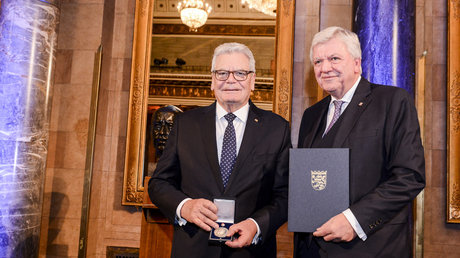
[
  {"left": 419, "top": 0, "right": 460, "bottom": 256},
  {"left": 40, "top": 1, "right": 139, "bottom": 257},
  {"left": 39, "top": 0, "right": 460, "bottom": 257},
  {"left": 86, "top": 1, "right": 140, "bottom": 257},
  {"left": 40, "top": 0, "right": 105, "bottom": 257}
]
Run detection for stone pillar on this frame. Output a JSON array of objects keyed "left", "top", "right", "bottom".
[
  {"left": 354, "top": 0, "right": 415, "bottom": 95},
  {"left": 0, "top": 0, "right": 60, "bottom": 256}
]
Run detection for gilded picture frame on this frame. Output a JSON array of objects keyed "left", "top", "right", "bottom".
[
  {"left": 122, "top": 0, "right": 295, "bottom": 206},
  {"left": 448, "top": 0, "right": 460, "bottom": 223}
]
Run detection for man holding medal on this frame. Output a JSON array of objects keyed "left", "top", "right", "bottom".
[{"left": 149, "top": 42, "right": 291, "bottom": 258}]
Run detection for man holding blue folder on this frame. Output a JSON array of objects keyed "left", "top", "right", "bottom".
[{"left": 294, "top": 26, "right": 425, "bottom": 257}]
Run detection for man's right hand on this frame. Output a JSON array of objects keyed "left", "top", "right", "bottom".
[{"left": 181, "top": 198, "right": 219, "bottom": 231}]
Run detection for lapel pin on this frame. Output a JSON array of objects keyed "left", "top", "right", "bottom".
[
  {"left": 254, "top": 118, "right": 259, "bottom": 123},
  {"left": 358, "top": 102, "right": 364, "bottom": 107}
]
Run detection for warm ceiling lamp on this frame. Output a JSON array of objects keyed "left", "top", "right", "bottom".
[
  {"left": 177, "top": 0, "right": 212, "bottom": 32},
  {"left": 241, "top": 0, "right": 277, "bottom": 16}
]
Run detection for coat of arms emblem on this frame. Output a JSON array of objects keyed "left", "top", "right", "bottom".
[{"left": 311, "top": 170, "right": 327, "bottom": 191}]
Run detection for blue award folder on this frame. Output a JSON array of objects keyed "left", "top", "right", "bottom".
[{"left": 288, "top": 148, "right": 349, "bottom": 232}]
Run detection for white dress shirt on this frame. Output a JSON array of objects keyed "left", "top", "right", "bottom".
[
  {"left": 215, "top": 102, "right": 249, "bottom": 162},
  {"left": 323, "top": 76, "right": 367, "bottom": 241},
  {"left": 176, "top": 102, "right": 261, "bottom": 243}
]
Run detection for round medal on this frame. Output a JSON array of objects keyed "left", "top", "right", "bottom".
[{"left": 214, "top": 227, "right": 228, "bottom": 238}]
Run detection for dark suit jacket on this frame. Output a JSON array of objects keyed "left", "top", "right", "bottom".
[
  {"left": 295, "top": 78, "right": 425, "bottom": 258},
  {"left": 149, "top": 101, "right": 291, "bottom": 258}
]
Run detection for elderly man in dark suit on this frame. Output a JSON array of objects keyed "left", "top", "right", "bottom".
[
  {"left": 149, "top": 42, "right": 291, "bottom": 258},
  {"left": 294, "top": 26, "right": 425, "bottom": 257}
]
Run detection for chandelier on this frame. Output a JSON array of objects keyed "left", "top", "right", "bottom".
[
  {"left": 177, "top": 0, "right": 212, "bottom": 32},
  {"left": 241, "top": 0, "right": 277, "bottom": 16}
]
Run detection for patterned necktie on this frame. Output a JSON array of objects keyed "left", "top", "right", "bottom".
[
  {"left": 220, "top": 113, "right": 237, "bottom": 187},
  {"left": 324, "top": 100, "right": 344, "bottom": 136}
]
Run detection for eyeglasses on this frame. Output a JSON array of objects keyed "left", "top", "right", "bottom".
[{"left": 212, "top": 70, "right": 254, "bottom": 81}]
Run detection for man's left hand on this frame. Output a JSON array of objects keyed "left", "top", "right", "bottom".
[
  {"left": 313, "top": 213, "right": 357, "bottom": 242},
  {"left": 225, "top": 219, "right": 257, "bottom": 248}
]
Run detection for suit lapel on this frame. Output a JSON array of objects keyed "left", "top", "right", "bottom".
[
  {"left": 199, "top": 102, "right": 225, "bottom": 190},
  {"left": 303, "top": 97, "right": 330, "bottom": 148},
  {"left": 225, "top": 103, "right": 262, "bottom": 191},
  {"left": 332, "top": 78, "right": 373, "bottom": 147}
]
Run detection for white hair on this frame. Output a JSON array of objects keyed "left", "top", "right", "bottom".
[{"left": 211, "top": 42, "right": 256, "bottom": 72}]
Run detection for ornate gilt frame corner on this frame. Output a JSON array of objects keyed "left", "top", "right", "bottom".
[
  {"left": 447, "top": 0, "right": 460, "bottom": 223},
  {"left": 122, "top": 0, "right": 154, "bottom": 206},
  {"left": 273, "top": 0, "right": 295, "bottom": 122},
  {"left": 122, "top": 0, "right": 296, "bottom": 206}
]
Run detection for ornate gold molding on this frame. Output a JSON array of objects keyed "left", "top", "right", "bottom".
[
  {"left": 450, "top": 71, "right": 460, "bottom": 133},
  {"left": 448, "top": 0, "right": 460, "bottom": 223},
  {"left": 282, "top": 0, "right": 293, "bottom": 17},
  {"left": 149, "top": 85, "right": 273, "bottom": 102},
  {"left": 276, "top": 69, "right": 290, "bottom": 118},
  {"left": 273, "top": 0, "right": 295, "bottom": 121},
  {"left": 153, "top": 24, "right": 275, "bottom": 36},
  {"left": 149, "top": 74, "right": 274, "bottom": 102},
  {"left": 122, "top": 0, "right": 154, "bottom": 205},
  {"left": 452, "top": 0, "right": 460, "bottom": 19},
  {"left": 451, "top": 183, "right": 460, "bottom": 219}
]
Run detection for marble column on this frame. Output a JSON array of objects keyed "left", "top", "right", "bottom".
[
  {"left": 0, "top": 0, "right": 60, "bottom": 257},
  {"left": 354, "top": 0, "right": 415, "bottom": 95}
]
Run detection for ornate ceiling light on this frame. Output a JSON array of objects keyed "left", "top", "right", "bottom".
[
  {"left": 241, "top": 0, "right": 277, "bottom": 16},
  {"left": 177, "top": 0, "right": 212, "bottom": 32}
]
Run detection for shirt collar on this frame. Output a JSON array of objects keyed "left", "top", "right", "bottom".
[
  {"left": 331, "top": 76, "right": 361, "bottom": 103},
  {"left": 216, "top": 102, "right": 250, "bottom": 123}
]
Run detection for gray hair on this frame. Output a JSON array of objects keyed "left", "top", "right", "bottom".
[
  {"left": 211, "top": 42, "right": 256, "bottom": 72},
  {"left": 310, "top": 26, "right": 362, "bottom": 64}
]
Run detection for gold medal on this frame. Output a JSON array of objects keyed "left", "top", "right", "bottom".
[{"left": 214, "top": 227, "right": 228, "bottom": 238}]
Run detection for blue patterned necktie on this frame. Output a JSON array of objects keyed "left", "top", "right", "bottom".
[
  {"left": 220, "top": 113, "right": 237, "bottom": 187},
  {"left": 324, "top": 100, "right": 344, "bottom": 136}
]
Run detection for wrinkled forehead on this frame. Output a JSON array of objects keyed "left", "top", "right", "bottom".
[
  {"left": 314, "top": 38, "right": 348, "bottom": 52},
  {"left": 154, "top": 111, "right": 176, "bottom": 121},
  {"left": 214, "top": 52, "right": 251, "bottom": 70}
]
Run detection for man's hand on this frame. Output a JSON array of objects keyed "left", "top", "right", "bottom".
[
  {"left": 313, "top": 213, "right": 357, "bottom": 242},
  {"left": 225, "top": 219, "right": 258, "bottom": 248},
  {"left": 181, "top": 199, "right": 219, "bottom": 231}
]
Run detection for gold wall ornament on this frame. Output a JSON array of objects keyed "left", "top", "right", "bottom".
[
  {"left": 448, "top": 0, "right": 460, "bottom": 223},
  {"left": 123, "top": 0, "right": 295, "bottom": 206}
]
